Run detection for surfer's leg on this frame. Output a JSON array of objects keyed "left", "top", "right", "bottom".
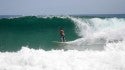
[
  {"left": 63, "top": 36, "right": 65, "bottom": 42},
  {"left": 60, "top": 36, "right": 63, "bottom": 42}
]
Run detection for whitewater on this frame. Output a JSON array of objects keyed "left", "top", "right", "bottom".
[{"left": 0, "top": 16, "right": 125, "bottom": 70}]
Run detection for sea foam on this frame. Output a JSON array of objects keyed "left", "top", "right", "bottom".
[
  {"left": 0, "top": 41, "right": 125, "bottom": 70},
  {"left": 66, "top": 17, "right": 125, "bottom": 50}
]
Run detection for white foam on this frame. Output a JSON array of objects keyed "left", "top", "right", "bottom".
[
  {"left": 70, "top": 17, "right": 93, "bottom": 37},
  {"left": 0, "top": 41, "right": 125, "bottom": 70},
  {"left": 67, "top": 17, "right": 125, "bottom": 48}
]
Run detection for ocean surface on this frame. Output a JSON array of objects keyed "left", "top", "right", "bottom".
[{"left": 0, "top": 14, "right": 125, "bottom": 70}]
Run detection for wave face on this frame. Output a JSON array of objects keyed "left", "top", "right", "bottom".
[
  {"left": 0, "top": 16, "right": 125, "bottom": 51},
  {"left": 0, "top": 16, "right": 78, "bottom": 51}
]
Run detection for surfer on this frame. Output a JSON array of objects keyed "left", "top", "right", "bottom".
[{"left": 60, "top": 28, "right": 66, "bottom": 42}]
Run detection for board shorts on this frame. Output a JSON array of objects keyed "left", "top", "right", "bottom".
[{"left": 60, "top": 35, "right": 65, "bottom": 42}]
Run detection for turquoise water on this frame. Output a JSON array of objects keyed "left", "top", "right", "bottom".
[{"left": 0, "top": 16, "right": 78, "bottom": 51}]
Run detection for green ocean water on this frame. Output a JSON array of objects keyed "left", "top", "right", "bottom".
[{"left": 0, "top": 16, "right": 78, "bottom": 51}]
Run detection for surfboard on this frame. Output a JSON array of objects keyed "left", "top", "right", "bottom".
[{"left": 52, "top": 41, "right": 68, "bottom": 44}]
